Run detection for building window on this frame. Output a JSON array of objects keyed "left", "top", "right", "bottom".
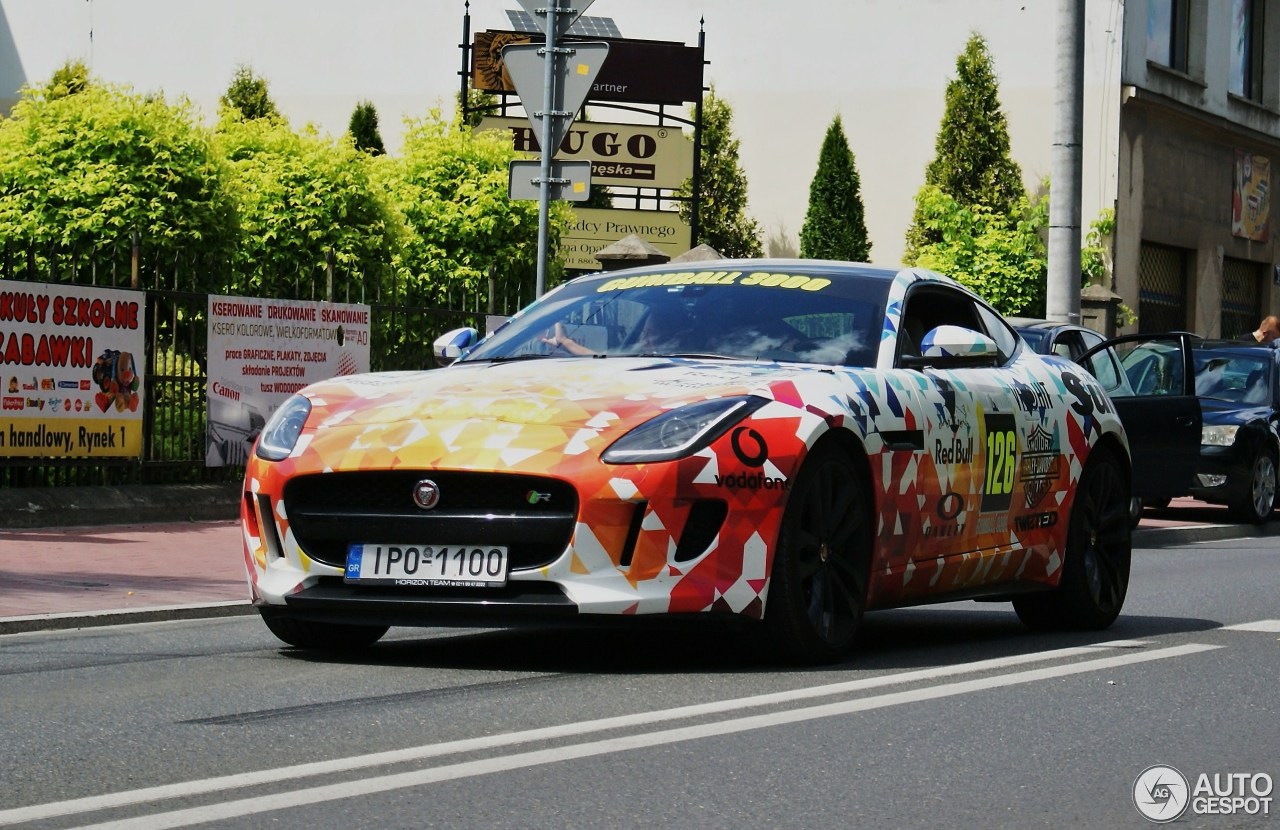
[
  {"left": 1138, "top": 243, "right": 1189, "bottom": 333},
  {"left": 1147, "top": 0, "right": 1189, "bottom": 71},
  {"left": 1230, "top": 0, "right": 1265, "bottom": 101},
  {"left": 1221, "top": 257, "right": 1265, "bottom": 338}
]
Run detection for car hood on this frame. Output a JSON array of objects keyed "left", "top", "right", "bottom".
[
  {"left": 1199, "top": 397, "right": 1273, "bottom": 426},
  {"left": 299, "top": 357, "right": 818, "bottom": 433}
]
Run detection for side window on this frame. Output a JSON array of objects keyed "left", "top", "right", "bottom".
[
  {"left": 1082, "top": 348, "right": 1134, "bottom": 397},
  {"left": 897, "top": 285, "right": 983, "bottom": 361},
  {"left": 1079, "top": 329, "right": 1105, "bottom": 352}
]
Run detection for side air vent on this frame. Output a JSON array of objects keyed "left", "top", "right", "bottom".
[{"left": 674, "top": 499, "right": 728, "bottom": 562}]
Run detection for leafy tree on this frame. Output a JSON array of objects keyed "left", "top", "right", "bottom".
[
  {"left": 905, "top": 33, "right": 1025, "bottom": 260},
  {"left": 0, "top": 66, "right": 238, "bottom": 279},
  {"left": 1080, "top": 207, "right": 1115, "bottom": 286},
  {"left": 675, "top": 87, "right": 763, "bottom": 258},
  {"left": 220, "top": 65, "right": 282, "bottom": 123},
  {"left": 457, "top": 88, "right": 498, "bottom": 129},
  {"left": 800, "top": 115, "right": 871, "bottom": 262},
  {"left": 44, "top": 59, "right": 91, "bottom": 99},
  {"left": 348, "top": 101, "right": 386, "bottom": 156},
  {"left": 908, "top": 182, "right": 1049, "bottom": 316},
  {"left": 373, "top": 111, "right": 561, "bottom": 308},
  {"left": 214, "top": 118, "right": 397, "bottom": 299}
]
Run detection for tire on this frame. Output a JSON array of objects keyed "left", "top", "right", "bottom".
[
  {"left": 1014, "top": 448, "right": 1131, "bottom": 631},
  {"left": 260, "top": 612, "right": 388, "bottom": 651},
  {"left": 1228, "top": 449, "right": 1276, "bottom": 524},
  {"left": 762, "top": 443, "right": 873, "bottom": 664},
  {"left": 1127, "top": 497, "right": 1143, "bottom": 530}
]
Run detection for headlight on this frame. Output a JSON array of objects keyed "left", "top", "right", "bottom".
[
  {"left": 602, "top": 396, "right": 770, "bottom": 464},
  {"left": 1201, "top": 424, "right": 1239, "bottom": 447},
  {"left": 255, "top": 394, "right": 312, "bottom": 461}
]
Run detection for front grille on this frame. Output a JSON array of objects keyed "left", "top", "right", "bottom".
[{"left": 283, "top": 470, "right": 578, "bottom": 570}]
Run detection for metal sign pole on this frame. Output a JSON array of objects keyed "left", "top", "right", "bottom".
[
  {"left": 509, "top": 0, "right": 602, "bottom": 295},
  {"left": 535, "top": 5, "right": 561, "bottom": 298}
]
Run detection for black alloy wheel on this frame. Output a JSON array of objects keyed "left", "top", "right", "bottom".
[
  {"left": 1014, "top": 447, "right": 1132, "bottom": 630},
  {"left": 763, "top": 443, "right": 872, "bottom": 664}
]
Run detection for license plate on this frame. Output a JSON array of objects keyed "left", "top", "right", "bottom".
[{"left": 344, "top": 544, "right": 508, "bottom": 587}]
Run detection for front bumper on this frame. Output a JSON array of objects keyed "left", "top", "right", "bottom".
[
  {"left": 1186, "top": 444, "right": 1252, "bottom": 504},
  {"left": 242, "top": 465, "right": 777, "bottom": 623}
]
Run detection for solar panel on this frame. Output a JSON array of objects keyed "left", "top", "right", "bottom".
[{"left": 506, "top": 9, "right": 622, "bottom": 38}]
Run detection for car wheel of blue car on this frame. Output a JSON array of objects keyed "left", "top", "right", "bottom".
[
  {"left": 763, "top": 442, "right": 872, "bottom": 664},
  {"left": 1014, "top": 447, "right": 1132, "bottom": 631},
  {"left": 1229, "top": 449, "right": 1277, "bottom": 524}
]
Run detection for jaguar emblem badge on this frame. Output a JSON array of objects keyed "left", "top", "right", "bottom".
[{"left": 412, "top": 479, "right": 441, "bottom": 510}]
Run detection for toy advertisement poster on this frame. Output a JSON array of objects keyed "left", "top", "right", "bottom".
[{"left": 0, "top": 282, "right": 146, "bottom": 458}]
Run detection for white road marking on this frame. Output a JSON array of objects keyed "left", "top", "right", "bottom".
[
  {"left": 0, "top": 641, "right": 1138, "bottom": 825},
  {"left": 0, "top": 641, "right": 1216, "bottom": 829},
  {"left": 1221, "top": 619, "right": 1280, "bottom": 632}
]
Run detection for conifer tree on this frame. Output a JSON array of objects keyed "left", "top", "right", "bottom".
[
  {"left": 348, "top": 100, "right": 386, "bottom": 155},
  {"left": 905, "top": 33, "right": 1024, "bottom": 260},
  {"left": 220, "top": 65, "right": 282, "bottom": 123},
  {"left": 676, "top": 87, "right": 763, "bottom": 258},
  {"left": 799, "top": 115, "right": 870, "bottom": 262}
]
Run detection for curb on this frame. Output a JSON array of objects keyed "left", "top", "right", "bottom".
[
  {"left": 0, "top": 600, "right": 255, "bottom": 635},
  {"left": 0, "top": 482, "right": 240, "bottom": 529},
  {"left": 1133, "top": 521, "right": 1280, "bottom": 547}
]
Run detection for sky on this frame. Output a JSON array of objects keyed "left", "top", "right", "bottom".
[{"left": 0, "top": 0, "right": 1124, "bottom": 265}]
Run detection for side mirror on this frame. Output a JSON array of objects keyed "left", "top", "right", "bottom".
[
  {"left": 903, "top": 325, "right": 1000, "bottom": 369},
  {"left": 433, "top": 327, "right": 479, "bottom": 366}
]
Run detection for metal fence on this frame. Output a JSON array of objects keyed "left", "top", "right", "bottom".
[
  {"left": 1, "top": 253, "right": 529, "bottom": 489},
  {"left": 1138, "top": 242, "right": 1189, "bottom": 334},
  {"left": 1221, "top": 256, "right": 1265, "bottom": 340}
]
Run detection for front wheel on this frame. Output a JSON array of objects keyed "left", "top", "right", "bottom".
[
  {"left": 762, "top": 443, "right": 872, "bottom": 664},
  {"left": 1228, "top": 449, "right": 1276, "bottom": 524},
  {"left": 1014, "top": 447, "right": 1131, "bottom": 630},
  {"left": 260, "top": 612, "right": 389, "bottom": 651}
]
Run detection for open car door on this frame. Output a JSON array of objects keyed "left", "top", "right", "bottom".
[{"left": 1079, "top": 333, "right": 1203, "bottom": 501}]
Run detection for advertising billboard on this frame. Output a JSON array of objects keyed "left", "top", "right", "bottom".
[
  {"left": 206, "top": 296, "right": 371, "bottom": 466},
  {"left": 0, "top": 283, "right": 146, "bottom": 458}
]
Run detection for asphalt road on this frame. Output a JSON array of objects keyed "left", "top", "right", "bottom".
[{"left": 1, "top": 538, "right": 1277, "bottom": 830}]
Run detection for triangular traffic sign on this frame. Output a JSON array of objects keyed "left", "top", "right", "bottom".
[{"left": 502, "top": 40, "right": 609, "bottom": 155}]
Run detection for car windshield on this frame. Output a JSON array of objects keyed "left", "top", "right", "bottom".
[
  {"left": 1194, "top": 351, "right": 1271, "bottom": 404},
  {"left": 461, "top": 267, "right": 889, "bottom": 367}
]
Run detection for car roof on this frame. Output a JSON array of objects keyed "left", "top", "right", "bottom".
[
  {"left": 1008, "top": 317, "right": 1085, "bottom": 332},
  {"left": 1195, "top": 338, "right": 1280, "bottom": 356},
  {"left": 574, "top": 258, "right": 909, "bottom": 283}
]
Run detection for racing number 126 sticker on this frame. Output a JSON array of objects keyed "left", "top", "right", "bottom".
[{"left": 981, "top": 413, "right": 1017, "bottom": 512}]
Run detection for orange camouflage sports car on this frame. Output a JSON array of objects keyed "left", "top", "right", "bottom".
[{"left": 241, "top": 260, "right": 1137, "bottom": 663}]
